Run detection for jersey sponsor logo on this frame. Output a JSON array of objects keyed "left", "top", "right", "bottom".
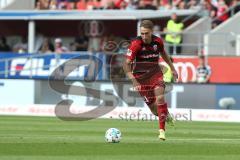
[
  {"left": 126, "top": 49, "right": 132, "bottom": 56},
  {"left": 140, "top": 54, "right": 159, "bottom": 59}
]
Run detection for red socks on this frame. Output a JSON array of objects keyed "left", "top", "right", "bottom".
[{"left": 157, "top": 103, "right": 168, "bottom": 130}]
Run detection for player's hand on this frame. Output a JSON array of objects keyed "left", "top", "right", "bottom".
[
  {"left": 172, "top": 70, "right": 178, "bottom": 82},
  {"left": 132, "top": 79, "right": 141, "bottom": 91}
]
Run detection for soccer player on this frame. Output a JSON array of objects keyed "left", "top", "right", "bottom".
[{"left": 123, "top": 20, "right": 178, "bottom": 140}]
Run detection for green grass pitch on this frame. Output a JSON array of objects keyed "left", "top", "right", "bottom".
[{"left": 0, "top": 116, "right": 240, "bottom": 160}]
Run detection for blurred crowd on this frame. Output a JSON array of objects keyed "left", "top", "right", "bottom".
[
  {"left": 0, "top": 0, "right": 239, "bottom": 54},
  {"left": 0, "top": 36, "right": 28, "bottom": 53},
  {"left": 35, "top": 0, "right": 240, "bottom": 27},
  {"left": 35, "top": 0, "right": 240, "bottom": 12}
]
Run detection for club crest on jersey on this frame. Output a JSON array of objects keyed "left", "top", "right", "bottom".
[
  {"left": 153, "top": 45, "right": 158, "bottom": 51},
  {"left": 127, "top": 49, "right": 132, "bottom": 56}
]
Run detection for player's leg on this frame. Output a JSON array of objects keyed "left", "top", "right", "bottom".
[
  {"left": 148, "top": 102, "right": 175, "bottom": 126},
  {"left": 138, "top": 85, "right": 172, "bottom": 140},
  {"left": 154, "top": 86, "right": 168, "bottom": 140}
]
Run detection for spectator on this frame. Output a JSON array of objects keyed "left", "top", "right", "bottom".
[
  {"left": 158, "top": 0, "right": 172, "bottom": 10},
  {"left": 187, "top": 0, "right": 200, "bottom": 10},
  {"left": 76, "top": 0, "right": 87, "bottom": 10},
  {"left": 105, "top": 1, "right": 118, "bottom": 9},
  {"left": 200, "top": 0, "right": 211, "bottom": 15},
  {"left": 58, "top": 0, "right": 68, "bottom": 9},
  {"left": 172, "top": 0, "right": 182, "bottom": 10},
  {"left": 117, "top": 0, "right": 128, "bottom": 9},
  {"left": 0, "top": 36, "right": 11, "bottom": 52},
  {"left": 138, "top": 0, "right": 157, "bottom": 9},
  {"left": 86, "top": 0, "right": 101, "bottom": 9},
  {"left": 54, "top": 38, "right": 69, "bottom": 53},
  {"left": 13, "top": 37, "right": 28, "bottom": 53},
  {"left": 215, "top": 0, "right": 229, "bottom": 24},
  {"left": 36, "top": 0, "right": 50, "bottom": 9},
  {"left": 137, "top": 0, "right": 147, "bottom": 9},
  {"left": 196, "top": 55, "right": 211, "bottom": 83},
  {"left": 39, "top": 38, "right": 54, "bottom": 53},
  {"left": 35, "top": 1, "right": 41, "bottom": 9},
  {"left": 74, "top": 35, "right": 89, "bottom": 51},
  {"left": 165, "top": 13, "right": 184, "bottom": 55},
  {"left": 49, "top": 0, "right": 58, "bottom": 9},
  {"left": 67, "top": 0, "right": 78, "bottom": 10},
  {"left": 178, "top": 1, "right": 186, "bottom": 9},
  {"left": 231, "top": 0, "right": 240, "bottom": 14},
  {"left": 101, "top": 0, "right": 114, "bottom": 9},
  {"left": 125, "top": 0, "right": 138, "bottom": 10}
]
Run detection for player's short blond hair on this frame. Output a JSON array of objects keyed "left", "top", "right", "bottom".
[{"left": 140, "top": 20, "right": 154, "bottom": 30}]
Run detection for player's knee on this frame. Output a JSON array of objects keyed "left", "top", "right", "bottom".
[
  {"left": 156, "top": 95, "right": 165, "bottom": 104},
  {"left": 149, "top": 104, "right": 158, "bottom": 116},
  {"left": 150, "top": 108, "right": 158, "bottom": 116},
  {"left": 151, "top": 110, "right": 158, "bottom": 116}
]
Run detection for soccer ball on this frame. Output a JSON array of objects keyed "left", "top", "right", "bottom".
[{"left": 105, "top": 128, "right": 121, "bottom": 143}]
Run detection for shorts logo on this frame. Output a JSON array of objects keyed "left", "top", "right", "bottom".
[
  {"left": 127, "top": 49, "right": 132, "bottom": 56},
  {"left": 153, "top": 45, "right": 158, "bottom": 51}
]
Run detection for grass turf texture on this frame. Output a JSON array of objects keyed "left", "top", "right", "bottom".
[{"left": 0, "top": 116, "right": 240, "bottom": 160}]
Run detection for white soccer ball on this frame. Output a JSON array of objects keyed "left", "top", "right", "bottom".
[{"left": 105, "top": 128, "right": 121, "bottom": 143}]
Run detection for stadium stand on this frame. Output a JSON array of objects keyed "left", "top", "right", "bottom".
[{"left": 0, "top": 0, "right": 239, "bottom": 56}]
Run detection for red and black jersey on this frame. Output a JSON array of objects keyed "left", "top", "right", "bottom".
[{"left": 126, "top": 35, "right": 166, "bottom": 74}]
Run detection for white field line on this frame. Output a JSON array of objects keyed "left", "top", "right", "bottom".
[{"left": 169, "top": 138, "right": 240, "bottom": 141}]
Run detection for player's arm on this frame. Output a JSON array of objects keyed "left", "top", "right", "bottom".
[
  {"left": 161, "top": 52, "right": 178, "bottom": 81},
  {"left": 123, "top": 41, "right": 138, "bottom": 79},
  {"left": 159, "top": 41, "right": 178, "bottom": 81},
  {"left": 123, "top": 58, "right": 134, "bottom": 80},
  {"left": 160, "top": 64, "right": 168, "bottom": 75},
  {"left": 123, "top": 41, "right": 140, "bottom": 87},
  {"left": 123, "top": 54, "right": 140, "bottom": 88}
]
